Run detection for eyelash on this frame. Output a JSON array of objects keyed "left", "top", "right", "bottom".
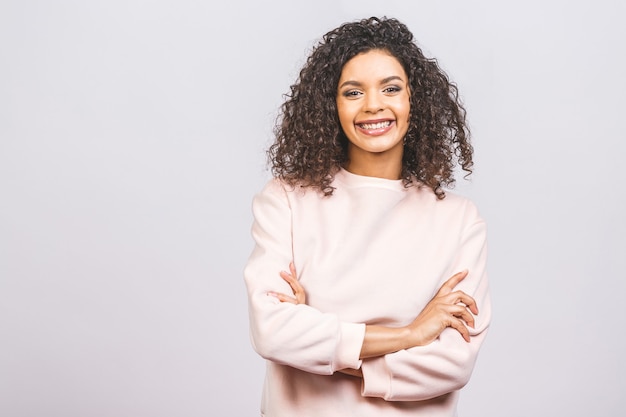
[
  {"left": 343, "top": 90, "right": 361, "bottom": 97},
  {"left": 384, "top": 86, "right": 401, "bottom": 93},
  {"left": 341, "top": 86, "right": 402, "bottom": 98}
]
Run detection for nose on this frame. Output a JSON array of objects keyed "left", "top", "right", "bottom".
[{"left": 363, "top": 92, "right": 384, "bottom": 113}]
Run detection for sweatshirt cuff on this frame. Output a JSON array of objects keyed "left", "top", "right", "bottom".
[
  {"left": 334, "top": 322, "right": 366, "bottom": 370},
  {"left": 360, "top": 356, "right": 391, "bottom": 399}
]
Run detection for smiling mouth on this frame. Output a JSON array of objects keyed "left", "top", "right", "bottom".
[{"left": 357, "top": 120, "right": 392, "bottom": 130}]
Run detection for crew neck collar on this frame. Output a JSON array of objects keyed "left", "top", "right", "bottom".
[{"left": 336, "top": 167, "right": 405, "bottom": 191}]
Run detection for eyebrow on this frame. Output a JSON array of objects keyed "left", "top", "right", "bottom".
[{"left": 338, "top": 75, "right": 405, "bottom": 89}]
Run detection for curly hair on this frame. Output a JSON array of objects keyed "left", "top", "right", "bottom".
[{"left": 268, "top": 16, "right": 473, "bottom": 199}]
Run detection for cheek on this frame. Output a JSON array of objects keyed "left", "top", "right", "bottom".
[
  {"left": 396, "top": 103, "right": 411, "bottom": 135},
  {"left": 400, "top": 99, "right": 411, "bottom": 124},
  {"left": 336, "top": 105, "right": 354, "bottom": 130}
]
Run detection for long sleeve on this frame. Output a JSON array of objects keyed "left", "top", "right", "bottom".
[
  {"left": 360, "top": 217, "right": 491, "bottom": 401},
  {"left": 243, "top": 180, "right": 365, "bottom": 375},
  {"left": 246, "top": 170, "right": 491, "bottom": 416}
]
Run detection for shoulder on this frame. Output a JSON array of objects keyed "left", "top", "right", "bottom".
[
  {"left": 258, "top": 177, "right": 288, "bottom": 197},
  {"left": 440, "top": 190, "right": 480, "bottom": 214},
  {"left": 250, "top": 179, "right": 299, "bottom": 228},
  {"left": 422, "top": 188, "right": 485, "bottom": 227},
  {"left": 254, "top": 177, "right": 292, "bottom": 204},
  {"left": 253, "top": 177, "right": 318, "bottom": 213},
  {"left": 255, "top": 177, "right": 313, "bottom": 201}
]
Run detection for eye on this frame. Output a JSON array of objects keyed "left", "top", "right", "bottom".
[
  {"left": 342, "top": 89, "right": 362, "bottom": 98},
  {"left": 383, "top": 85, "right": 402, "bottom": 94}
]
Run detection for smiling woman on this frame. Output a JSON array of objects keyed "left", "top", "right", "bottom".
[
  {"left": 336, "top": 50, "right": 411, "bottom": 179},
  {"left": 244, "top": 16, "right": 491, "bottom": 417},
  {"left": 268, "top": 17, "right": 473, "bottom": 200}
]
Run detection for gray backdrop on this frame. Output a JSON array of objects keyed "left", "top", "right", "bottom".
[{"left": 1, "top": 1, "right": 624, "bottom": 416}]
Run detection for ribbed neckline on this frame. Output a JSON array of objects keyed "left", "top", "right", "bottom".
[{"left": 335, "top": 167, "right": 405, "bottom": 191}]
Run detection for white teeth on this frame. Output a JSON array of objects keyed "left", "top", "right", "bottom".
[{"left": 359, "top": 121, "right": 391, "bottom": 130}]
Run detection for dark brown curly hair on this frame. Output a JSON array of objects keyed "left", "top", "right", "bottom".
[{"left": 268, "top": 16, "right": 473, "bottom": 199}]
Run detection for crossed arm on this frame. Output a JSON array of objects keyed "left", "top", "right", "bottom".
[{"left": 269, "top": 262, "right": 479, "bottom": 374}]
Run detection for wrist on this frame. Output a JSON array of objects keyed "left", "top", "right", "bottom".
[
  {"left": 397, "top": 326, "right": 413, "bottom": 350},
  {"left": 360, "top": 324, "right": 412, "bottom": 359}
]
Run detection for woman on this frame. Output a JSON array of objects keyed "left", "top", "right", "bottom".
[{"left": 244, "top": 16, "right": 491, "bottom": 417}]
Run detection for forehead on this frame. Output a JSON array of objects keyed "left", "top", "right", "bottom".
[{"left": 339, "top": 49, "right": 407, "bottom": 82}]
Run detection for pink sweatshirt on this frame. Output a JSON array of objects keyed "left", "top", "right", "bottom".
[{"left": 244, "top": 168, "right": 491, "bottom": 417}]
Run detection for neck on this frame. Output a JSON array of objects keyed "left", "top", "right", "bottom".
[
  {"left": 344, "top": 142, "right": 403, "bottom": 179},
  {"left": 344, "top": 154, "right": 402, "bottom": 180}
]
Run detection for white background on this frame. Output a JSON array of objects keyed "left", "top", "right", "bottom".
[{"left": 1, "top": 1, "right": 624, "bottom": 416}]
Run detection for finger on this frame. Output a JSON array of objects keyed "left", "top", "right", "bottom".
[
  {"left": 288, "top": 263, "right": 304, "bottom": 303},
  {"left": 279, "top": 270, "right": 306, "bottom": 304},
  {"left": 437, "top": 270, "right": 468, "bottom": 296},
  {"left": 279, "top": 269, "right": 295, "bottom": 284},
  {"left": 447, "top": 317, "right": 471, "bottom": 342},
  {"left": 289, "top": 261, "right": 298, "bottom": 279},
  {"left": 443, "top": 291, "right": 478, "bottom": 315},
  {"left": 280, "top": 270, "right": 303, "bottom": 293},
  {"left": 267, "top": 291, "right": 298, "bottom": 304},
  {"left": 451, "top": 305, "right": 475, "bottom": 329}
]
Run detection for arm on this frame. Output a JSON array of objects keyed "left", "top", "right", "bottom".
[
  {"left": 274, "top": 214, "right": 490, "bottom": 400},
  {"left": 244, "top": 181, "right": 365, "bottom": 375},
  {"left": 359, "top": 269, "right": 478, "bottom": 358},
  {"left": 276, "top": 267, "right": 477, "bottom": 358},
  {"left": 359, "top": 219, "right": 491, "bottom": 401}
]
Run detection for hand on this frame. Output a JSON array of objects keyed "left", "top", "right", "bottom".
[
  {"left": 268, "top": 262, "right": 306, "bottom": 305},
  {"left": 406, "top": 270, "right": 478, "bottom": 345},
  {"left": 337, "top": 367, "right": 363, "bottom": 378}
]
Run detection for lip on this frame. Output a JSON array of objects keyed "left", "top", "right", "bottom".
[{"left": 355, "top": 118, "right": 396, "bottom": 136}]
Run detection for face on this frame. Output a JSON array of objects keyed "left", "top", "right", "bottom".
[{"left": 336, "top": 49, "right": 410, "bottom": 175}]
